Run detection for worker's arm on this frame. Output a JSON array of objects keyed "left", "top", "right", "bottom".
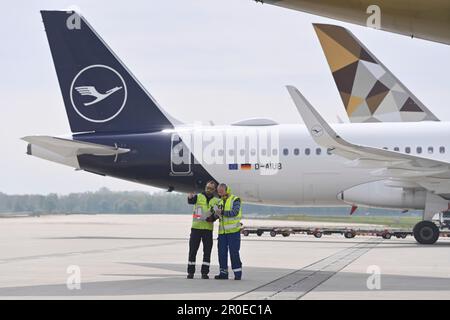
[
  {"left": 222, "top": 198, "right": 241, "bottom": 217},
  {"left": 187, "top": 193, "right": 197, "bottom": 205}
]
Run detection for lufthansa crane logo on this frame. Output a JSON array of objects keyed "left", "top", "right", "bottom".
[
  {"left": 70, "top": 65, "right": 127, "bottom": 123},
  {"left": 311, "top": 125, "right": 323, "bottom": 137}
]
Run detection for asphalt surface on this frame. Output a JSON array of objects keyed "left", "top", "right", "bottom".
[{"left": 0, "top": 214, "right": 449, "bottom": 299}]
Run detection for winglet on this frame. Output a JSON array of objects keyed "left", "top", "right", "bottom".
[
  {"left": 286, "top": 85, "right": 429, "bottom": 161},
  {"left": 286, "top": 85, "right": 341, "bottom": 149}
]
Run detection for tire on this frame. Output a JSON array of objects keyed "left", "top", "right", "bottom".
[
  {"left": 383, "top": 233, "right": 391, "bottom": 240},
  {"left": 243, "top": 230, "right": 249, "bottom": 237},
  {"left": 413, "top": 221, "right": 439, "bottom": 244},
  {"left": 344, "top": 231, "right": 355, "bottom": 239},
  {"left": 314, "top": 232, "right": 323, "bottom": 238},
  {"left": 400, "top": 234, "right": 407, "bottom": 239},
  {"left": 282, "top": 232, "right": 290, "bottom": 237},
  {"left": 270, "top": 230, "right": 277, "bottom": 237},
  {"left": 256, "top": 231, "right": 263, "bottom": 237}
]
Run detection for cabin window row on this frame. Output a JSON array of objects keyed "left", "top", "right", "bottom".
[
  {"left": 386, "top": 146, "right": 445, "bottom": 154},
  {"left": 216, "top": 146, "right": 446, "bottom": 157}
]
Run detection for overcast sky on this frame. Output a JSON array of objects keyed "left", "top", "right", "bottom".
[{"left": 1, "top": 0, "right": 449, "bottom": 195}]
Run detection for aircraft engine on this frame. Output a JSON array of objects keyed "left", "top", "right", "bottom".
[{"left": 338, "top": 180, "right": 426, "bottom": 210}]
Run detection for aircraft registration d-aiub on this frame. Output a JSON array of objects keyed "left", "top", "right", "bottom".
[{"left": 25, "top": 10, "right": 450, "bottom": 245}]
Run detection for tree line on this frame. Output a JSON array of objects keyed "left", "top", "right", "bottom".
[
  {"left": 0, "top": 187, "right": 334, "bottom": 215},
  {"left": 0, "top": 187, "right": 189, "bottom": 214},
  {"left": 0, "top": 187, "right": 419, "bottom": 216}
]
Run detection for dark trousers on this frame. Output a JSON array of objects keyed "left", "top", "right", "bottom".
[
  {"left": 218, "top": 231, "right": 242, "bottom": 277},
  {"left": 188, "top": 228, "right": 213, "bottom": 275}
]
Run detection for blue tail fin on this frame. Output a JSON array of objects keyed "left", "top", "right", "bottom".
[{"left": 41, "top": 10, "right": 178, "bottom": 133}]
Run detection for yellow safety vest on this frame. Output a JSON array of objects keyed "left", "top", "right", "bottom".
[
  {"left": 192, "top": 193, "right": 219, "bottom": 231},
  {"left": 218, "top": 194, "right": 242, "bottom": 235}
]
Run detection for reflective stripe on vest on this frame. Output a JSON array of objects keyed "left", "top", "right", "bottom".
[
  {"left": 218, "top": 194, "right": 242, "bottom": 234},
  {"left": 192, "top": 193, "right": 209, "bottom": 221},
  {"left": 192, "top": 194, "right": 219, "bottom": 231}
]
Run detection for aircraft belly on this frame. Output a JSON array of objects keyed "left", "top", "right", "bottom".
[{"left": 265, "top": 0, "right": 450, "bottom": 44}]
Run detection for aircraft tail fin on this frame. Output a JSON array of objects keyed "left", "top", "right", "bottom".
[
  {"left": 41, "top": 10, "right": 180, "bottom": 133},
  {"left": 313, "top": 23, "right": 439, "bottom": 123}
]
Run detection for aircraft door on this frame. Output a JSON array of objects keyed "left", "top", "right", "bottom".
[{"left": 170, "top": 133, "right": 192, "bottom": 176}]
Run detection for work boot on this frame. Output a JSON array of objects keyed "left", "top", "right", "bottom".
[
  {"left": 187, "top": 274, "right": 194, "bottom": 279},
  {"left": 201, "top": 274, "right": 209, "bottom": 280},
  {"left": 214, "top": 273, "right": 228, "bottom": 280}
]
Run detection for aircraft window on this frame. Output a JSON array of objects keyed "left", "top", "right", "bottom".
[
  {"left": 305, "top": 148, "right": 311, "bottom": 156},
  {"left": 272, "top": 149, "right": 278, "bottom": 156},
  {"left": 327, "top": 148, "right": 333, "bottom": 155},
  {"left": 283, "top": 148, "right": 289, "bottom": 156},
  {"left": 218, "top": 149, "right": 224, "bottom": 157},
  {"left": 250, "top": 149, "right": 256, "bottom": 156},
  {"left": 316, "top": 148, "right": 322, "bottom": 155},
  {"left": 440, "top": 146, "right": 446, "bottom": 154},
  {"left": 416, "top": 147, "right": 422, "bottom": 154},
  {"left": 428, "top": 147, "right": 434, "bottom": 154},
  {"left": 261, "top": 149, "right": 267, "bottom": 156},
  {"left": 405, "top": 147, "right": 411, "bottom": 154},
  {"left": 240, "top": 149, "right": 245, "bottom": 156},
  {"left": 394, "top": 147, "right": 400, "bottom": 152},
  {"left": 294, "top": 148, "right": 300, "bottom": 156}
]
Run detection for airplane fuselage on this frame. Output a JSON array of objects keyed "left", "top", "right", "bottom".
[{"left": 73, "top": 121, "right": 450, "bottom": 208}]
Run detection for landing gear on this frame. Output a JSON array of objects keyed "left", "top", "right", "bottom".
[{"left": 413, "top": 221, "right": 439, "bottom": 245}]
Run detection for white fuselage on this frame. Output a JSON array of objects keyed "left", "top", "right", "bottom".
[{"left": 172, "top": 121, "right": 450, "bottom": 207}]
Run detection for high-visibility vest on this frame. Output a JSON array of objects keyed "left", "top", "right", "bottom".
[
  {"left": 218, "top": 194, "right": 242, "bottom": 235},
  {"left": 192, "top": 193, "right": 219, "bottom": 231}
]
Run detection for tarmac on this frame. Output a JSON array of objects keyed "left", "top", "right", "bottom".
[{"left": 0, "top": 214, "right": 449, "bottom": 300}]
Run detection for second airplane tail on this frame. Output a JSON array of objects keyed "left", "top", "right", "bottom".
[{"left": 313, "top": 23, "right": 439, "bottom": 123}]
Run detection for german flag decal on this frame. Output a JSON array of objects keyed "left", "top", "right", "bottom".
[{"left": 240, "top": 164, "right": 252, "bottom": 170}]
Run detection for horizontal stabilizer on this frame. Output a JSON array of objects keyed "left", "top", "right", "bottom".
[{"left": 22, "top": 135, "right": 129, "bottom": 169}]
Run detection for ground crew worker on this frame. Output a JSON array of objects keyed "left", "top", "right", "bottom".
[
  {"left": 214, "top": 183, "right": 243, "bottom": 280},
  {"left": 186, "top": 180, "right": 220, "bottom": 279}
]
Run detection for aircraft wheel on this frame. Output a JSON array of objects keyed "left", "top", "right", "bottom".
[
  {"left": 314, "top": 232, "right": 322, "bottom": 238},
  {"left": 344, "top": 231, "right": 355, "bottom": 239},
  {"left": 256, "top": 230, "right": 263, "bottom": 237},
  {"left": 270, "top": 230, "right": 277, "bottom": 237},
  {"left": 242, "top": 230, "right": 250, "bottom": 237},
  {"left": 413, "top": 221, "right": 439, "bottom": 245}
]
